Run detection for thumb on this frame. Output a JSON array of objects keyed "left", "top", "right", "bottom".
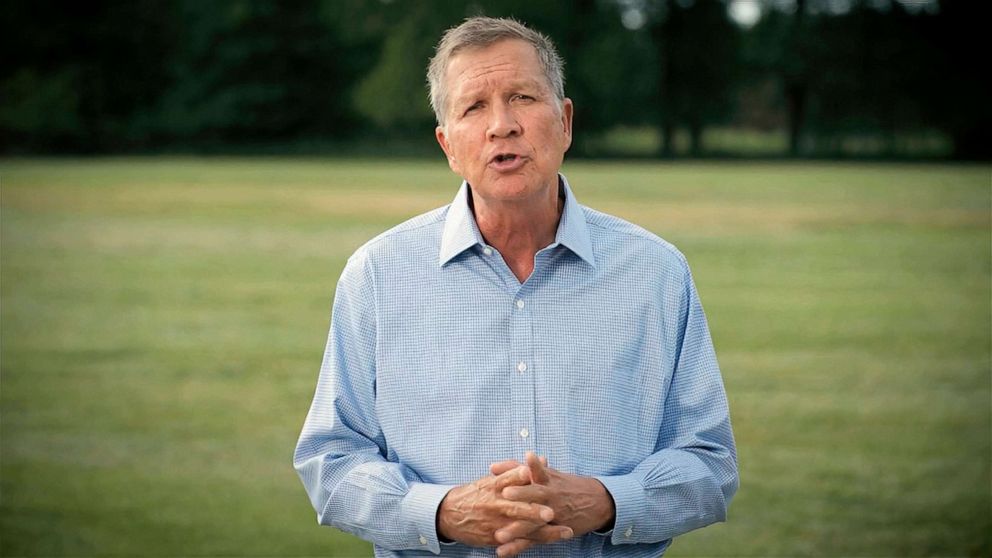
[
  {"left": 526, "top": 451, "right": 551, "bottom": 484},
  {"left": 490, "top": 459, "right": 522, "bottom": 476}
]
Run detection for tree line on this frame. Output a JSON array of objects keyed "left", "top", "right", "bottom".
[{"left": 1, "top": 0, "right": 988, "bottom": 159}]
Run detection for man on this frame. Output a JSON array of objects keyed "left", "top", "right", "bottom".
[{"left": 295, "top": 16, "right": 737, "bottom": 558}]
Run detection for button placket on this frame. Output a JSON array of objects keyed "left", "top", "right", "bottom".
[{"left": 510, "top": 291, "right": 535, "bottom": 450}]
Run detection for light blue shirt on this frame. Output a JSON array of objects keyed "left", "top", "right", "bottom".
[{"left": 294, "top": 176, "right": 738, "bottom": 557}]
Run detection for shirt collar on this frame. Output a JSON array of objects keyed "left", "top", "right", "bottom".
[
  {"left": 439, "top": 174, "right": 596, "bottom": 268},
  {"left": 438, "top": 182, "right": 485, "bottom": 266}
]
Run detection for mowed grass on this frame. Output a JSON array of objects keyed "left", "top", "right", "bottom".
[{"left": 1, "top": 157, "right": 989, "bottom": 557}]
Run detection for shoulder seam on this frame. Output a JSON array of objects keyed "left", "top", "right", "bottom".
[
  {"left": 349, "top": 206, "right": 448, "bottom": 260},
  {"left": 584, "top": 217, "right": 687, "bottom": 263}
]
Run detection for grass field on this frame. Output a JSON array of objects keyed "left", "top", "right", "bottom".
[{"left": 1, "top": 157, "right": 989, "bottom": 557}]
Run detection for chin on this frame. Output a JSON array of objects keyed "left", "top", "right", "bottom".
[{"left": 490, "top": 178, "right": 541, "bottom": 200}]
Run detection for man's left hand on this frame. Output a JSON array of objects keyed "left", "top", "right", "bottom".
[{"left": 488, "top": 452, "right": 616, "bottom": 556}]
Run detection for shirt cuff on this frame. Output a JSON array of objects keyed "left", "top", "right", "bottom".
[
  {"left": 594, "top": 473, "right": 647, "bottom": 545},
  {"left": 402, "top": 482, "right": 456, "bottom": 554}
]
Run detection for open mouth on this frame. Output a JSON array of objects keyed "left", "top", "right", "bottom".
[
  {"left": 493, "top": 153, "right": 519, "bottom": 163},
  {"left": 489, "top": 152, "right": 526, "bottom": 172}
]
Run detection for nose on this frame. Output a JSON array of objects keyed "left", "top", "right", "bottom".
[{"left": 487, "top": 102, "right": 521, "bottom": 140}]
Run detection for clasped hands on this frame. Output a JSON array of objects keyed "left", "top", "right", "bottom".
[{"left": 437, "top": 452, "right": 615, "bottom": 557}]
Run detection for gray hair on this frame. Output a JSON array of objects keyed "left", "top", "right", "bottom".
[{"left": 427, "top": 17, "right": 565, "bottom": 126}]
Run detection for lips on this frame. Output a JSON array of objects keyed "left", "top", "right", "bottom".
[
  {"left": 490, "top": 152, "right": 519, "bottom": 163},
  {"left": 488, "top": 152, "right": 527, "bottom": 172}
]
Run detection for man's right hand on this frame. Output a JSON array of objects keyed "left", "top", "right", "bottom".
[{"left": 437, "top": 464, "right": 573, "bottom": 554}]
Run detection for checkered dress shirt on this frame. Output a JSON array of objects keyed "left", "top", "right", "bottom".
[{"left": 295, "top": 176, "right": 738, "bottom": 557}]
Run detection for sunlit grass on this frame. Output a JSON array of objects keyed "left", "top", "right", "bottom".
[{"left": 1, "top": 157, "right": 989, "bottom": 556}]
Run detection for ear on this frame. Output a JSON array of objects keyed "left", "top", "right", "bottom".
[
  {"left": 560, "top": 98, "right": 574, "bottom": 152},
  {"left": 435, "top": 125, "right": 461, "bottom": 175}
]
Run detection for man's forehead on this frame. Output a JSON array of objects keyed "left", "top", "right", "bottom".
[{"left": 447, "top": 40, "right": 545, "bottom": 96}]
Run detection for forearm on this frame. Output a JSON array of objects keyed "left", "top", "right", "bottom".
[
  {"left": 586, "top": 258, "right": 738, "bottom": 544},
  {"left": 294, "top": 442, "right": 454, "bottom": 553},
  {"left": 293, "top": 255, "right": 459, "bottom": 551},
  {"left": 594, "top": 444, "right": 737, "bottom": 544},
  {"left": 558, "top": 475, "right": 615, "bottom": 536}
]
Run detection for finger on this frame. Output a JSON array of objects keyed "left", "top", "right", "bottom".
[
  {"left": 540, "top": 455, "right": 548, "bottom": 466},
  {"left": 496, "top": 538, "right": 535, "bottom": 558},
  {"left": 498, "top": 500, "right": 554, "bottom": 523},
  {"left": 496, "top": 526, "right": 573, "bottom": 558},
  {"left": 499, "top": 525, "right": 573, "bottom": 549},
  {"left": 490, "top": 459, "right": 522, "bottom": 476},
  {"left": 526, "top": 451, "right": 551, "bottom": 484},
  {"left": 492, "top": 465, "right": 532, "bottom": 490},
  {"left": 494, "top": 520, "right": 542, "bottom": 544},
  {"left": 501, "top": 484, "right": 549, "bottom": 503},
  {"left": 529, "top": 524, "right": 574, "bottom": 544}
]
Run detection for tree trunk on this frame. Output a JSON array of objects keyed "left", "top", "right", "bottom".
[
  {"left": 689, "top": 122, "right": 703, "bottom": 156},
  {"left": 662, "top": 119, "right": 676, "bottom": 157},
  {"left": 786, "top": 0, "right": 808, "bottom": 157},
  {"left": 785, "top": 83, "right": 806, "bottom": 156},
  {"left": 655, "top": 0, "right": 676, "bottom": 158}
]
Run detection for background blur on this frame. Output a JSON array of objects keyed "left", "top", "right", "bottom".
[
  {"left": 2, "top": 0, "right": 990, "bottom": 159},
  {"left": 1, "top": 1, "right": 990, "bottom": 557}
]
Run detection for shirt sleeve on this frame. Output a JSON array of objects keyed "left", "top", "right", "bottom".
[
  {"left": 293, "top": 253, "right": 455, "bottom": 554},
  {"left": 594, "top": 257, "right": 739, "bottom": 546}
]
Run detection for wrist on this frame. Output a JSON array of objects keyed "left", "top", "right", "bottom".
[
  {"left": 593, "top": 479, "right": 617, "bottom": 531},
  {"left": 436, "top": 493, "right": 454, "bottom": 542},
  {"left": 436, "top": 484, "right": 469, "bottom": 544}
]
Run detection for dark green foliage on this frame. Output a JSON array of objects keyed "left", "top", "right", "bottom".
[
  {"left": 0, "top": 1, "right": 179, "bottom": 151},
  {"left": 149, "top": 0, "right": 372, "bottom": 143},
  {"left": 744, "top": 0, "right": 991, "bottom": 159},
  {"left": 0, "top": 0, "right": 988, "bottom": 158},
  {"left": 649, "top": 0, "right": 741, "bottom": 156}
]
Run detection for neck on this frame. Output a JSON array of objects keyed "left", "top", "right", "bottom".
[{"left": 471, "top": 182, "right": 563, "bottom": 283}]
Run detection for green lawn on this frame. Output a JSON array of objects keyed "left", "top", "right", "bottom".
[{"left": 1, "top": 158, "right": 989, "bottom": 556}]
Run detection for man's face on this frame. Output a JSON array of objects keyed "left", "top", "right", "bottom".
[{"left": 435, "top": 39, "right": 573, "bottom": 206}]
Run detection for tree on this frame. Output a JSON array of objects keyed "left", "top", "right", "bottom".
[
  {"left": 648, "top": 0, "right": 740, "bottom": 156},
  {"left": 147, "top": 0, "right": 373, "bottom": 145}
]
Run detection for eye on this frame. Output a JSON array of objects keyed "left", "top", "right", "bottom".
[
  {"left": 463, "top": 102, "right": 482, "bottom": 116},
  {"left": 511, "top": 94, "right": 535, "bottom": 102}
]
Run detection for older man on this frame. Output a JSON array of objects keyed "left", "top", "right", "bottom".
[{"left": 295, "top": 16, "right": 737, "bottom": 558}]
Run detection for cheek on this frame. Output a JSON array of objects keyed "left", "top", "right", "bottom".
[
  {"left": 447, "top": 155, "right": 462, "bottom": 175},
  {"left": 454, "top": 137, "right": 483, "bottom": 164}
]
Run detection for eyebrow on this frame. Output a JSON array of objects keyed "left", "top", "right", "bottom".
[{"left": 454, "top": 78, "right": 546, "bottom": 104}]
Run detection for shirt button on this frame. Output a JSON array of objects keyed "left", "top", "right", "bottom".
[
  {"left": 419, "top": 535, "right": 428, "bottom": 545},
  {"left": 624, "top": 526, "right": 633, "bottom": 539},
  {"left": 483, "top": 247, "right": 493, "bottom": 256},
  {"left": 519, "top": 427, "right": 529, "bottom": 439},
  {"left": 517, "top": 362, "right": 527, "bottom": 373},
  {"left": 516, "top": 299, "right": 525, "bottom": 309}
]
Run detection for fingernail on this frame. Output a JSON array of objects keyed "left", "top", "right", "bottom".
[
  {"left": 540, "top": 507, "right": 554, "bottom": 522},
  {"left": 561, "top": 528, "right": 574, "bottom": 540}
]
